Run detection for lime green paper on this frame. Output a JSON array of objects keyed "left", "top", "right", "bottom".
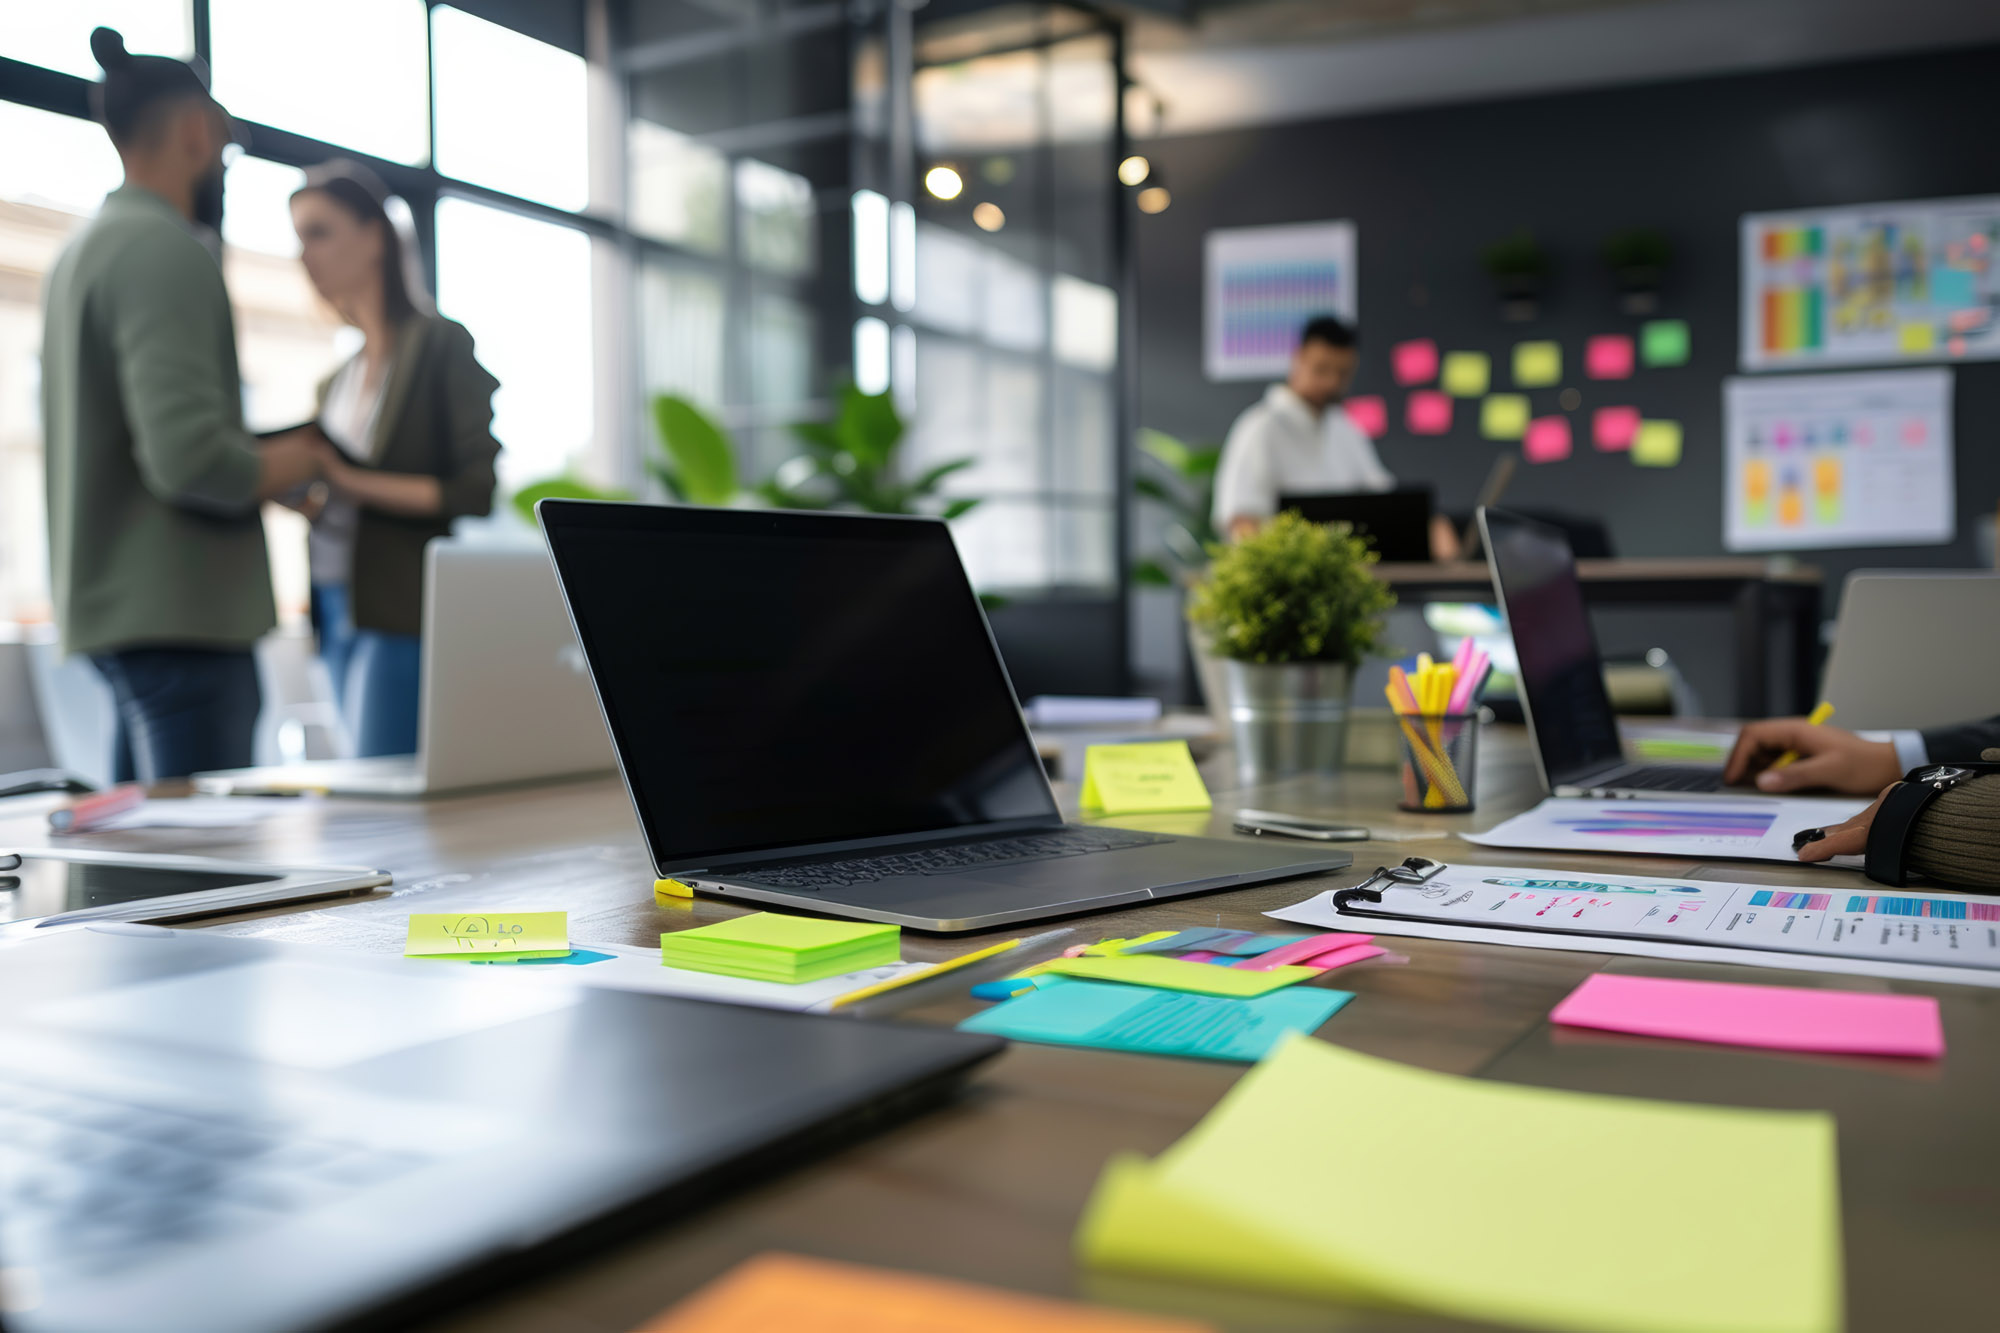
[
  {"left": 1480, "top": 394, "right": 1530, "bottom": 440},
  {"left": 1634, "top": 419, "right": 1683, "bottom": 467},
  {"left": 1512, "top": 340, "right": 1562, "bottom": 387},
  {"left": 1076, "top": 1035, "right": 1841, "bottom": 1333},
  {"left": 1440, "top": 350, "right": 1490, "bottom": 397},
  {"left": 660, "top": 912, "right": 900, "bottom": 984},
  {"left": 1036, "top": 955, "right": 1319, "bottom": 997},
  {"left": 405, "top": 912, "right": 568, "bottom": 958},
  {"left": 1078, "top": 741, "right": 1212, "bottom": 815}
]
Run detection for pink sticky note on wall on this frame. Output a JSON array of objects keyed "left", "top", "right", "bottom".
[
  {"left": 1593, "top": 406, "right": 1640, "bottom": 451},
  {"left": 1405, "top": 390, "right": 1452, "bottom": 435},
  {"left": 1585, "top": 334, "right": 1635, "bottom": 380},
  {"left": 1550, "top": 973, "right": 1944, "bottom": 1058},
  {"left": 1392, "top": 339, "right": 1439, "bottom": 386},
  {"left": 1523, "top": 415, "right": 1572, "bottom": 464},
  {"left": 1344, "top": 395, "right": 1388, "bottom": 439}
]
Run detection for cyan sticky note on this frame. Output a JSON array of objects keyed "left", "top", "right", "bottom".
[
  {"left": 959, "top": 980, "right": 1354, "bottom": 1062},
  {"left": 473, "top": 948, "right": 613, "bottom": 966}
]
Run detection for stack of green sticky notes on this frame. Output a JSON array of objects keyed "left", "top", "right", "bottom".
[{"left": 660, "top": 913, "right": 900, "bottom": 984}]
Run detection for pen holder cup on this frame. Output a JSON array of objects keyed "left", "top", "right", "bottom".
[{"left": 1396, "top": 713, "right": 1479, "bottom": 813}]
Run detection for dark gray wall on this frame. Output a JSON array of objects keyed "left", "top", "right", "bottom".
[{"left": 1133, "top": 45, "right": 2000, "bottom": 712}]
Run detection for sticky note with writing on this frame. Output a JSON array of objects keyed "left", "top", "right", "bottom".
[
  {"left": 406, "top": 911, "right": 569, "bottom": 958},
  {"left": 1078, "top": 740, "right": 1212, "bottom": 815}
]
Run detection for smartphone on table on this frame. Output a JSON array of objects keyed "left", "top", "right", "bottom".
[{"left": 1231, "top": 809, "right": 1370, "bottom": 842}]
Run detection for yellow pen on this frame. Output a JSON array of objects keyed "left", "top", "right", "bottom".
[
  {"left": 823, "top": 936, "right": 1026, "bottom": 1010},
  {"left": 1769, "top": 701, "right": 1835, "bottom": 771}
]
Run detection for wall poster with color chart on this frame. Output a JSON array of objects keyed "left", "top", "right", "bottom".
[
  {"left": 1204, "top": 221, "right": 1356, "bottom": 381},
  {"left": 1741, "top": 195, "right": 2000, "bottom": 370},
  {"left": 1723, "top": 368, "right": 1953, "bottom": 551}
]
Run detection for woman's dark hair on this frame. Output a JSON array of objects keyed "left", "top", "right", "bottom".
[
  {"left": 292, "top": 160, "right": 420, "bottom": 324},
  {"left": 89, "top": 26, "right": 217, "bottom": 148}
]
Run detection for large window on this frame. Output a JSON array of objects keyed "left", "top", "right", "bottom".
[
  {"left": 210, "top": 0, "right": 430, "bottom": 166},
  {"left": 431, "top": 6, "right": 590, "bottom": 212},
  {"left": 8, "top": 5, "right": 193, "bottom": 80}
]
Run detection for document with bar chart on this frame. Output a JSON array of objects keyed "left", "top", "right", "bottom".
[{"left": 1462, "top": 796, "right": 1870, "bottom": 864}]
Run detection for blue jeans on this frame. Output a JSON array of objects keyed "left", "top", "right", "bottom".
[
  {"left": 92, "top": 648, "right": 261, "bottom": 782},
  {"left": 311, "top": 583, "right": 421, "bottom": 758}
]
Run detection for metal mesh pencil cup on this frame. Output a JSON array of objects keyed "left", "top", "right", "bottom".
[{"left": 1396, "top": 713, "right": 1478, "bottom": 813}]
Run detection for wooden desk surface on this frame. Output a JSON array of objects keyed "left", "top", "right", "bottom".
[
  {"left": 4, "top": 728, "right": 1986, "bottom": 1332},
  {"left": 1373, "top": 556, "right": 1824, "bottom": 586}
]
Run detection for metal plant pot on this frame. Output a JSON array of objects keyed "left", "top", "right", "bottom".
[{"left": 1223, "top": 659, "right": 1354, "bottom": 786}]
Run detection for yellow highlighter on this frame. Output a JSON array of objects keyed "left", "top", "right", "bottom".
[{"left": 1769, "top": 701, "right": 1835, "bottom": 771}]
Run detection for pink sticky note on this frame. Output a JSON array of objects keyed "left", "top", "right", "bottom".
[
  {"left": 1302, "top": 943, "right": 1386, "bottom": 973},
  {"left": 1550, "top": 973, "right": 1944, "bottom": 1058},
  {"left": 1178, "top": 951, "right": 1222, "bottom": 964},
  {"left": 1585, "top": 334, "right": 1635, "bottom": 380},
  {"left": 1593, "top": 406, "right": 1640, "bottom": 452},
  {"left": 1233, "top": 931, "right": 1375, "bottom": 971},
  {"left": 1392, "top": 339, "right": 1439, "bottom": 386},
  {"left": 1343, "top": 395, "right": 1388, "bottom": 440},
  {"left": 1405, "top": 390, "right": 1452, "bottom": 436},
  {"left": 1523, "top": 415, "right": 1572, "bottom": 464}
]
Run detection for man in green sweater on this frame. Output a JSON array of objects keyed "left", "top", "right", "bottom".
[{"left": 42, "top": 29, "right": 322, "bottom": 780}]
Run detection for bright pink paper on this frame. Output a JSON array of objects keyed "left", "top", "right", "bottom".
[
  {"left": 1593, "top": 406, "right": 1640, "bottom": 451},
  {"left": 1523, "top": 415, "right": 1572, "bottom": 464},
  {"left": 1585, "top": 334, "right": 1634, "bottom": 379},
  {"left": 1405, "top": 390, "right": 1453, "bottom": 436},
  {"left": 1233, "top": 932, "right": 1375, "bottom": 971},
  {"left": 1392, "top": 339, "right": 1439, "bottom": 386},
  {"left": 1343, "top": 395, "right": 1388, "bottom": 440},
  {"left": 1550, "top": 973, "right": 1944, "bottom": 1058},
  {"left": 1302, "top": 943, "right": 1386, "bottom": 973},
  {"left": 1178, "top": 951, "right": 1221, "bottom": 964}
]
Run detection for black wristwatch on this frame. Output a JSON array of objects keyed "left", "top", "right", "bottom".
[{"left": 1865, "top": 762, "right": 2000, "bottom": 887}]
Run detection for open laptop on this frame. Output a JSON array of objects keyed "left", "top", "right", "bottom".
[
  {"left": 538, "top": 500, "right": 1349, "bottom": 933},
  {"left": 0, "top": 926, "right": 1000, "bottom": 1333},
  {"left": 1280, "top": 486, "right": 1433, "bottom": 561},
  {"left": 195, "top": 543, "right": 615, "bottom": 797},
  {"left": 1479, "top": 507, "right": 1725, "bottom": 798},
  {"left": 1821, "top": 571, "right": 2000, "bottom": 731}
]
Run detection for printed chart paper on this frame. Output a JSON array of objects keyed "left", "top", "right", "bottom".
[
  {"left": 1204, "top": 221, "right": 1356, "bottom": 380},
  {"left": 1741, "top": 195, "right": 2000, "bottom": 370},
  {"left": 1724, "top": 368, "right": 1954, "bottom": 551},
  {"left": 1463, "top": 795, "right": 1868, "bottom": 863}
]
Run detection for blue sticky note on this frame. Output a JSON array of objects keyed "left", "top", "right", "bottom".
[
  {"left": 1121, "top": 928, "right": 1239, "bottom": 955},
  {"left": 1219, "top": 934, "right": 1312, "bottom": 957},
  {"left": 1932, "top": 267, "right": 1976, "bottom": 310},
  {"left": 472, "top": 948, "right": 613, "bottom": 966},
  {"left": 958, "top": 980, "right": 1354, "bottom": 1062}
]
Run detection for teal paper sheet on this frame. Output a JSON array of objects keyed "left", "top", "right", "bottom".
[{"left": 958, "top": 979, "right": 1353, "bottom": 1062}]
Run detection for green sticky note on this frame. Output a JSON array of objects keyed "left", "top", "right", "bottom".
[
  {"left": 1078, "top": 740, "right": 1212, "bottom": 815},
  {"left": 959, "top": 981, "right": 1353, "bottom": 1062},
  {"left": 1511, "top": 340, "right": 1561, "bottom": 387},
  {"left": 1479, "top": 394, "right": 1529, "bottom": 440},
  {"left": 1633, "top": 419, "right": 1682, "bottom": 467},
  {"left": 1640, "top": 318, "right": 1690, "bottom": 367},
  {"left": 1037, "top": 954, "right": 1319, "bottom": 997},
  {"left": 1076, "top": 1035, "right": 1841, "bottom": 1333},
  {"left": 405, "top": 911, "right": 568, "bottom": 958},
  {"left": 1440, "top": 351, "right": 1490, "bottom": 397},
  {"left": 667, "top": 912, "right": 897, "bottom": 954}
]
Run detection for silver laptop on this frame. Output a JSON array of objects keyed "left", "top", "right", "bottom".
[
  {"left": 194, "top": 543, "right": 615, "bottom": 797},
  {"left": 538, "top": 500, "right": 1348, "bottom": 934},
  {"left": 1822, "top": 571, "right": 2000, "bottom": 731}
]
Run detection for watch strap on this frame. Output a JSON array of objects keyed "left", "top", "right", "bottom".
[{"left": 1864, "top": 782, "right": 1935, "bottom": 887}]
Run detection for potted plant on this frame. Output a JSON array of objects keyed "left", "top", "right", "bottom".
[
  {"left": 1481, "top": 227, "right": 1552, "bottom": 323},
  {"left": 1602, "top": 227, "right": 1672, "bottom": 315},
  {"left": 1186, "top": 511, "right": 1395, "bottom": 783}
]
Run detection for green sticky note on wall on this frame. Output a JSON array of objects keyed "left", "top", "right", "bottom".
[
  {"left": 1479, "top": 394, "right": 1530, "bottom": 440},
  {"left": 1633, "top": 420, "right": 1683, "bottom": 467},
  {"left": 1511, "top": 340, "right": 1562, "bottom": 387},
  {"left": 1440, "top": 351, "right": 1490, "bottom": 397},
  {"left": 1640, "top": 319, "right": 1690, "bottom": 367},
  {"left": 406, "top": 911, "right": 568, "bottom": 958},
  {"left": 1079, "top": 740, "right": 1212, "bottom": 815}
]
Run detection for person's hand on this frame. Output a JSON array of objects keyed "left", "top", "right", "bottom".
[
  {"left": 309, "top": 436, "right": 356, "bottom": 491},
  {"left": 1794, "top": 787, "right": 1891, "bottom": 863},
  {"left": 255, "top": 429, "right": 324, "bottom": 499},
  {"left": 277, "top": 481, "right": 329, "bottom": 521},
  {"left": 1724, "top": 719, "right": 1903, "bottom": 795}
]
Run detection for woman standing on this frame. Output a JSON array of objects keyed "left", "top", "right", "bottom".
[{"left": 289, "top": 160, "right": 501, "bottom": 756}]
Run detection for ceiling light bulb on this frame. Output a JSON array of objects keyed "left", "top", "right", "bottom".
[
  {"left": 1118, "top": 155, "right": 1150, "bottom": 187},
  {"left": 972, "top": 202, "right": 1005, "bottom": 232},
  {"left": 1136, "top": 185, "right": 1170, "bottom": 214},
  {"left": 924, "top": 166, "right": 964, "bottom": 201}
]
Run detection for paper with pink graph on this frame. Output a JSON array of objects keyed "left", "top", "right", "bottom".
[
  {"left": 1550, "top": 973, "right": 1944, "bottom": 1057},
  {"left": 1463, "top": 795, "right": 1866, "bottom": 863}
]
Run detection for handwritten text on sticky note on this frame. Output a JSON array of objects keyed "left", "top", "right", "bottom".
[
  {"left": 1079, "top": 741, "right": 1212, "bottom": 815},
  {"left": 406, "top": 911, "right": 569, "bottom": 957}
]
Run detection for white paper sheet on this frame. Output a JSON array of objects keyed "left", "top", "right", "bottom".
[
  {"left": 1268, "top": 863, "right": 2000, "bottom": 988},
  {"left": 1463, "top": 795, "right": 1869, "bottom": 865},
  {"left": 460, "top": 943, "right": 928, "bottom": 1012},
  {"left": 80, "top": 798, "right": 283, "bottom": 830}
]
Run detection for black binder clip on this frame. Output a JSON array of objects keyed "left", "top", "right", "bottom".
[{"left": 1331, "top": 856, "right": 1446, "bottom": 912}]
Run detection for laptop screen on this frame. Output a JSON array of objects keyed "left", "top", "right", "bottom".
[
  {"left": 540, "top": 503, "right": 1060, "bottom": 868},
  {"left": 1480, "top": 508, "right": 1623, "bottom": 788}
]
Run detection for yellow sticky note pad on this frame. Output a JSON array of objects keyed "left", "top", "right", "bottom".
[
  {"left": 1078, "top": 741, "right": 1211, "bottom": 815},
  {"left": 1898, "top": 322, "right": 1936, "bottom": 354},
  {"left": 1038, "top": 955, "right": 1318, "bottom": 997},
  {"left": 1479, "top": 394, "right": 1529, "bottom": 440},
  {"left": 1633, "top": 419, "right": 1683, "bottom": 467},
  {"left": 1511, "top": 340, "right": 1561, "bottom": 387},
  {"left": 1440, "top": 351, "right": 1490, "bottom": 397},
  {"left": 406, "top": 911, "right": 568, "bottom": 958}
]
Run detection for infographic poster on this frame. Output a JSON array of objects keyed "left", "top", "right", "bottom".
[
  {"left": 1204, "top": 221, "right": 1356, "bottom": 380},
  {"left": 1741, "top": 195, "right": 2000, "bottom": 370},
  {"left": 1724, "top": 369, "right": 1954, "bottom": 551}
]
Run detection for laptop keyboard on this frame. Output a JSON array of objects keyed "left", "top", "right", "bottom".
[
  {"left": 1600, "top": 764, "right": 1726, "bottom": 792},
  {"left": 731, "top": 826, "right": 1175, "bottom": 892},
  {"left": 0, "top": 1075, "right": 431, "bottom": 1275}
]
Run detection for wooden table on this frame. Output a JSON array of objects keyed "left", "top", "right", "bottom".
[
  {"left": 1374, "top": 557, "right": 1824, "bottom": 717},
  {"left": 4, "top": 727, "right": 1988, "bottom": 1332}
]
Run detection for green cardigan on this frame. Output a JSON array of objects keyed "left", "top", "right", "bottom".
[
  {"left": 317, "top": 313, "right": 501, "bottom": 637},
  {"left": 41, "top": 185, "right": 274, "bottom": 657}
]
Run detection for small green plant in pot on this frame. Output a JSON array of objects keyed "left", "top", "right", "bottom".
[{"left": 1187, "top": 511, "right": 1396, "bottom": 783}]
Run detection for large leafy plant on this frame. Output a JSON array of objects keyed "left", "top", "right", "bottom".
[
  {"left": 1132, "top": 428, "right": 1220, "bottom": 588},
  {"left": 1187, "top": 510, "right": 1395, "bottom": 665}
]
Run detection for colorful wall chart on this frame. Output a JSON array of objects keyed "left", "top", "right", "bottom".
[
  {"left": 1204, "top": 221, "right": 1357, "bottom": 380},
  {"left": 1723, "top": 368, "right": 1954, "bottom": 551},
  {"left": 1741, "top": 195, "right": 2000, "bottom": 370}
]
